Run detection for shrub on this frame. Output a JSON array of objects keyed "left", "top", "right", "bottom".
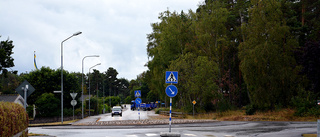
[
  {"left": 291, "top": 89, "right": 320, "bottom": 117},
  {"left": 35, "top": 93, "right": 60, "bottom": 117},
  {"left": 245, "top": 104, "right": 257, "bottom": 115},
  {"left": 0, "top": 102, "right": 29, "bottom": 137}
]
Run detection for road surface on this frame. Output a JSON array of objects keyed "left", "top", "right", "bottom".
[
  {"left": 99, "top": 104, "right": 157, "bottom": 121},
  {"left": 29, "top": 105, "right": 318, "bottom": 137}
]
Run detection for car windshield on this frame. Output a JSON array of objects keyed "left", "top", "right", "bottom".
[{"left": 113, "top": 108, "right": 121, "bottom": 111}]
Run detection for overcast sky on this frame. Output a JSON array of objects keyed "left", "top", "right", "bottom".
[{"left": 0, "top": 0, "right": 201, "bottom": 80}]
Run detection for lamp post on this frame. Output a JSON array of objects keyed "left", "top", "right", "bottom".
[
  {"left": 108, "top": 76, "right": 112, "bottom": 109},
  {"left": 88, "top": 63, "right": 101, "bottom": 116},
  {"left": 61, "top": 31, "right": 82, "bottom": 124},
  {"left": 82, "top": 55, "right": 99, "bottom": 119}
]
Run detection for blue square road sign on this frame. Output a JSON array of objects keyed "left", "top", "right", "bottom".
[
  {"left": 135, "top": 90, "right": 141, "bottom": 97},
  {"left": 165, "top": 71, "right": 178, "bottom": 84}
]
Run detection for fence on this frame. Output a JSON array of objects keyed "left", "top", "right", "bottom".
[{"left": 159, "top": 111, "right": 185, "bottom": 118}]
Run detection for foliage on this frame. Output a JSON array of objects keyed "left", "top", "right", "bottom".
[
  {"left": 245, "top": 104, "right": 257, "bottom": 115},
  {"left": 291, "top": 89, "right": 320, "bottom": 117},
  {"left": 0, "top": 102, "right": 28, "bottom": 137},
  {"left": 144, "top": 0, "right": 320, "bottom": 113},
  {"left": 124, "top": 96, "right": 132, "bottom": 104},
  {"left": 295, "top": 41, "right": 320, "bottom": 96},
  {"left": 35, "top": 93, "right": 60, "bottom": 117},
  {"left": 238, "top": 0, "right": 299, "bottom": 109},
  {"left": 20, "top": 67, "right": 81, "bottom": 110},
  {"left": 0, "top": 72, "right": 19, "bottom": 94},
  {"left": 0, "top": 36, "right": 15, "bottom": 77},
  {"left": 26, "top": 105, "right": 34, "bottom": 118}
]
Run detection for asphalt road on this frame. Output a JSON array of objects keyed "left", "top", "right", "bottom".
[
  {"left": 29, "top": 105, "right": 318, "bottom": 137},
  {"left": 29, "top": 121, "right": 318, "bottom": 137},
  {"left": 99, "top": 104, "right": 157, "bottom": 121}
]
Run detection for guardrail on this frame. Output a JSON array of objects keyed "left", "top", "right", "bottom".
[{"left": 159, "top": 111, "right": 185, "bottom": 118}]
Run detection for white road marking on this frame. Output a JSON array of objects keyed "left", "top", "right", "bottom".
[
  {"left": 145, "top": 133, "right": 158, "bottom": 136},
  {"left": 126, "top": 135, "right": 138, "bottom": 137},
  {"left": 184, "top": 133, "right": 197, "bottom": 136}
]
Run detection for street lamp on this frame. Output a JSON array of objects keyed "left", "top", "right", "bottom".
[
  {"left": 82, "top": 55, "right": 99, "bottom": 119},
  {"left": 61, "top": 31, "right": 82, "bottom": 124},
  {"left": 108, "top": 76, "right": 112, "bottom": 109},
  {"left": 88, "top": 63, "right": 101, "bottom": 116}
]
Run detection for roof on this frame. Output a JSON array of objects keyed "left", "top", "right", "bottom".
[
  {"left": 0, "top": 94, "right": 21, "bottom": 102},
  {"left": 0, "top": 94, "right": 25, "bottom": 106}
]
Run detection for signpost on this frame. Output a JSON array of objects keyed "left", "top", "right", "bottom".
[
  {"left": 192, "top": 100, "right": 196, "bottom": 117},
  {"left": 135, "top": 97, "right": 142, "bottom": 120},
  {"left": 15, "top": 80, "right": 35, "bottom": 110},
  {"left": 165, "top": 71, "right": 178, "bottom": 133},
  {"left": 70, "top": 93, "right": 78, "bottom": 120}
]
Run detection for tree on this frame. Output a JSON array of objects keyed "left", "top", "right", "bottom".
[
  {"left": 104, "top": 67, "right": 119, "bottom": 96},
  {"left": 238, "top": 0, "right": 299, "bottom": 109},
  {"left": 20, "top": 67, "right": 81, "bottom": 109},
  {"left": 1, "top": 72, "right": 20, "bottom": 94},
  {"left": 146, "top": 10, "right": 195, "bottom": 103},
  {"left": 35, "top": 93, "right": 60, "bottom": 117},
  {"left": 169, "top": 53, "right": 219, "bottom": 112},
  {"left": 0, "top": 36, "right": 15, "bottom": 77}
]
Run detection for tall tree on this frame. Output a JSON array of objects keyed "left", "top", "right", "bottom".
[
  {"left": 147, "top": 10, "right": 194, "bottom": 102},
  {"left": 0, "top": 36, "right": 15, "bottom": 77},
  {"left": 20, "top": 67, "right": 81, "bottom": 109},
  {"left": 238, "top": 0, "right": 299, "bottom": 109}
]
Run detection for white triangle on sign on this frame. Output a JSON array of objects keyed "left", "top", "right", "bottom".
[
  {"left": 166, "top": 72, "right": 177, "bottom": 82},
  {"left": 70, "top": 93, "right": 78, "bottom": 100}
]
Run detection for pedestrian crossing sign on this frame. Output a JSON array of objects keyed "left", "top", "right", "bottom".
[
  {"left": 135, "top": 90, "right": 141, "bottom": 97},
  {"left": 165, "top": 71, "right": 178, "bottom": 84}
]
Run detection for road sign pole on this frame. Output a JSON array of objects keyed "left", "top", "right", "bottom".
[
  {"left": 24, "top": 86, "right": 27, "bottom": 110},
  {"left": 169, "top": 97, "right": 172, "bottom": 132},
  {"left": 193, "top": 103, "right": 194, "bottom": 118},
  {"left": 138, "top": 106, "right": 140, "bottom": 121},
  {"left": 73, "top": 104, "right": 75, "bottom": 120}
]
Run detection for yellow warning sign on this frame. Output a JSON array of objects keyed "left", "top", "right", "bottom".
[{"left": 192, "top": 100, "right": 196, "bottom": 105}]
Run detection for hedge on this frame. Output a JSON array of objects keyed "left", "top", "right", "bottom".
[{"left": 0, "top": 102, "right": 28, "bottom": 137}]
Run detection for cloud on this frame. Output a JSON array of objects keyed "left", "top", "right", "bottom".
[{"left": 0, "top": 0, "right": 200, "bottom": 80}]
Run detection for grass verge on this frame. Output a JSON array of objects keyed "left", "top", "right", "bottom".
[
  {"left": 302, "top": 134, "right": 317, "bottom": 137},
  {"left": 185, "top": 108, "right": 320, "bottom": 121},
  {"left": 28, "top": 133, "right": 48, "bottom": 136},
  {"left": 29, "top": 119, "right": 78, "bottom": 127}
]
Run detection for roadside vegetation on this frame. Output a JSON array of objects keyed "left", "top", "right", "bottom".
[
  {"left": 1, "top": 0, "right": 320, "bottom": 123},
  {"left": 187, "top": 109, "right": 320, "bottom": 122}
]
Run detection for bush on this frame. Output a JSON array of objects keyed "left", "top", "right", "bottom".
[
  {"left": 26, "top": 105, "right": 34, "bottom": 118},
  {"left": 0, "top": 102, "right": 29, "bottom": 137},
  {"left": 35, "top": 93, "right": 60, "bottom": 117},
  {"left": 291, "top": 90, "right": 320, "bottom": 117},
  {"left": 245, "top": 104, "right": 257, "bottom": 115},
  {"left": 64, "top": 108, "right": 73, "bottom": 116}
]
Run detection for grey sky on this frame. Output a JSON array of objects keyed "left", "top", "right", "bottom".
[{"left": 0, "top": 0, "right": 201, "bottom": 80}]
